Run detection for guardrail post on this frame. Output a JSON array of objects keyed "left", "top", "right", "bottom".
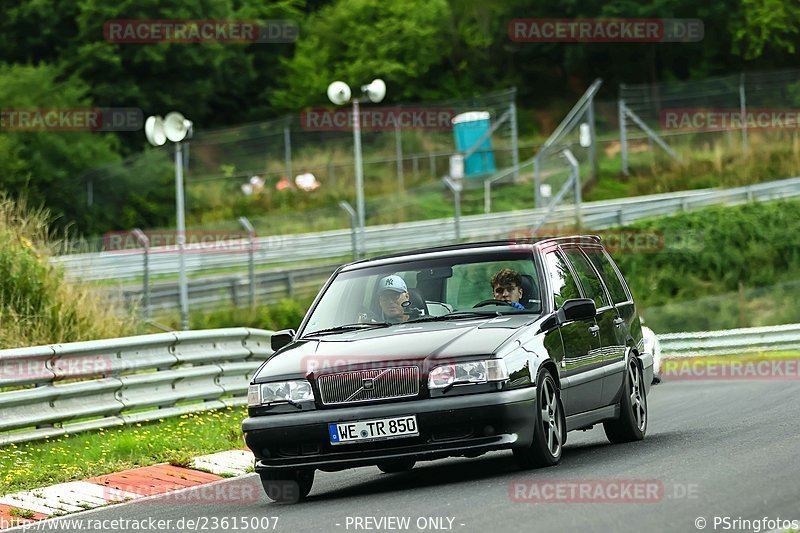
[
  {"left": 442, "top": 176, "right": 462, "bottom": 240},
  {"left": 287, "top": 271, "right": 295, "bottom": 299},
  {"left": 395, "top": 122, "right": 404, "bottom": 191},
  {"left": 509, "top": 94, "right": 520, "bottom": 180},
  {"left": 132, "top": 229, "right": 150, "bottom": 319},
  {"left": 339, "top": 200, "right": 359, "bottom": 260},
  {"left": 563, "top": 149, "right": 581, "bottom": 228},
  {"left": 619, "top": 91, "right": 629, "bottom": 176},
  {"left": 230, "top": 279, "right": 239, "bottom": 307},
  {"left": 284, "top": 125, "right": 293, "bottom": 184},
  {"left": 739, "top": 72, "right": 748, "bottom": 153},
  {"left": 238, "top": 217, "right": 256, "bottom": 309}
]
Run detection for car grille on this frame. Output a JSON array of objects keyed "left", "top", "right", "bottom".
[{"left": 317, "top": 366, "right": 419, "bottom": 405}]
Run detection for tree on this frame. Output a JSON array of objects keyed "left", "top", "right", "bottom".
[
  {"left": 270, "top": 0, "right": 453, "bottom": 110},
  {"left": 731, "top": 0, "right": 800, "bottom": 59},
  {"left": 0, "top": 64, "right": 121, "bottom": 232}
]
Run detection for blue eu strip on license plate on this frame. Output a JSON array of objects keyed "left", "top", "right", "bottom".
[{"left": 329, "top": 415, "right": 418, "bottom": 445}]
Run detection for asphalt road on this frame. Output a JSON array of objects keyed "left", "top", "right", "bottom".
[{"left": 17, "top": 380, "right": 800, "bottom": 533}]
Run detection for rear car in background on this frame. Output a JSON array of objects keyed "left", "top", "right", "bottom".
[{"left": 243, "top": 237, "right": 654, "bottom": 502}]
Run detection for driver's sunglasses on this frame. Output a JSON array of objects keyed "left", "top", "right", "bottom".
[{"left": 379, "top": 291, "right": 402, "bottom": 302}]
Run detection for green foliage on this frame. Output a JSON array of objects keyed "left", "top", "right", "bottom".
[
  {"left": 0, "top": 194, "right": 134, "bottom": 348},
  {"left": 0, "top": 64, "right": 121, "bottom": 231},
  {"left": 731, "top": 0, "right": 800, "bottom": 59},
  {"left": 160, "top": 298, "right": 311, "bottom": 331},
  {"left": 271, "top": 0, "right": 453, "bottom": 110},
  {"left": 611, "top": 199, "right": 800, "bottom": 332}
]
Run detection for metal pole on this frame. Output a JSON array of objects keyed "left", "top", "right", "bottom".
[
  {"left": 339, "top": 201, "right": 358, "bottom": 260},
  {"left": 510, "top": 98, "right": 519, "bottom": 180},
  {"left": 484, "top": 179, "right": 491, "bottom": 214},
  {"left": 132, "top": 229, "right": 150, "bottom": 320},
  {"left": 395, "top": 121, "right": 404, "bottom": 191},
  {"left": 442, "top": 177, "right": 462, "bottom": 240},
  {"left": 619, "top": 94, "right": 629, "bottom": 176},
  {"left": 352, "top": 99, "right": 366, "bottom": 257},
  {"left": 284, "top": 125, "right": 293, "bottom": 182},
  {"left": 587, "top": 97, "right": 598, "bottom": 183},
  {"left": 454, "top": 184, "right": 461, "bottom": 240},
  {"left": 739, "top": 72, "right": 748, "bottom": 153},
  {"left": 238, "top": 216, "right": 256, "bottom": 308},
  {"left": 175, "top": 142, "right": 189, "bottom": 331},
  {"left": 563, "top": 149, "right": 581, "bottom": 228}
]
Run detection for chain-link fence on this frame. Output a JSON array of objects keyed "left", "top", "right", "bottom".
[
  {"left": 68, "top": 89, "right": 520, "bottom": 251},
  {"left": 617, "top": 69, "right": 800, "bottom": 174}
]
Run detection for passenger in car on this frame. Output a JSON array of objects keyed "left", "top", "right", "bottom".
[
  {"left": 377, "top": 275, "right": 411, "bottom": 323},
  {"left": 490, "top": 269, "right": 526, "bottom": 310}
]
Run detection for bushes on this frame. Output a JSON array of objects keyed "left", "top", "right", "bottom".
[
  {"left": 0, "top": 194, "right": 134, "bottom": 348},
  {"left": 610, "top": 198, "right": 800, "bottom": 332},
  {"left": 160, "top": 298, "right": 312, "bottom": 332}
]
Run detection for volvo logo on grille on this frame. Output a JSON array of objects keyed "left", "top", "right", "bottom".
[{"left": 362, "top": 378, "right": 375, "bottom": 390}]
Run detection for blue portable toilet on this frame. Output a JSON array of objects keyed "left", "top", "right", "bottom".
[{"left": 452, "top": 111, "right": 496, "bottom": 179}]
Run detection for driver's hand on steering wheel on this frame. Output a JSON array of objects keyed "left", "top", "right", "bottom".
[{"left": 508, "top": 301, "right": 525, "bottom": 310}]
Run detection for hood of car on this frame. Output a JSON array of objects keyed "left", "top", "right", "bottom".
[{"left": 255, "top": 315, "right": 536, "bottom": 381}]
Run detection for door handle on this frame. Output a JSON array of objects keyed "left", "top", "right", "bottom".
[{"left": 588, "top": 325, "right": 600, "bottom": 335}]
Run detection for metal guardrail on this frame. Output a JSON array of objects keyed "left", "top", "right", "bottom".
[
  {"left": 1, "top": 323, "right": 799, "bottom": 446},
  {"left": 53, "top": 176, "right": 800, "bottom": 282},
  {"left": 113, "top": 264, "right": 337, "bottom": 312},
  {"left": 0, "top": 328, "right": 272, "bottom": 446},
  {"left": 659, "top": 323, "right": 800, "bottom": 357}
]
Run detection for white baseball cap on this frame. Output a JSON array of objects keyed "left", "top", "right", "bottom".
[{"left": 378, "top": 275, "right": 408, "bottom": 294}]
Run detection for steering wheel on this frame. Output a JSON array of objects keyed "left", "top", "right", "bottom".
[{"left": 473, "top": 299, "right": 517, "bottom": 308}]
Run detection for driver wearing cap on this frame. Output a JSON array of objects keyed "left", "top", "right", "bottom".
[{"left": 377, "top": 275, "right": 411, "bottom": 323}]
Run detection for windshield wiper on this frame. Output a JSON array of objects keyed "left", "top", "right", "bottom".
[
  {"left": 303, "top": 322, "right": 393, "bottom": 337},
  {"left": 406, "top": 311, "right": 502, "bottom": 323}
]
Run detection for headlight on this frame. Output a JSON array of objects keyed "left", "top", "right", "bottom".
[
  {"left": 247, "top": 380, "right": 315, "bottom": 407},
  {"left": 428, "top": 360, "right": 508, "bottom": 389}
]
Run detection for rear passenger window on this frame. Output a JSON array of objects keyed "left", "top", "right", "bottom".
[
  {"left": 544, "top": 252, "right": 581, "bottom": 309},
  {"left": 561, "top": 247, "right": 611, "bottom": 309},
  {"left": 583, "top": 247, "right": 630, "bottom": 304}
]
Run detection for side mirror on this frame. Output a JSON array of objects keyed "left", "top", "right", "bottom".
[
  {"left": 271, "top": 329, "right": 296, "bottom": 351},
  {"left": 556, "top": 298, "right": 596, "bottom": 324}
]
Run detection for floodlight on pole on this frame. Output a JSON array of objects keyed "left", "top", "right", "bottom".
[
  {"left": 145, "top": 111, "right": 193, "bottom": 331},
  {"left": 326, "top": 78, "right": 386, "bottom": 258}
]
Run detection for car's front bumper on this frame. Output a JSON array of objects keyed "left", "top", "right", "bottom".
[{"left": 243, "top": 387, "right": 537, "bottom": 471}]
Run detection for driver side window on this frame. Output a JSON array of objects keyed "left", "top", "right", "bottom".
[{"left": 544, "top": 252, "right": 580, "bottom": 309}]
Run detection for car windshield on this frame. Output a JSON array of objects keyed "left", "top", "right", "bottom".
[{"left": 301, "top": 250, "right": 542, "bottom": 336}]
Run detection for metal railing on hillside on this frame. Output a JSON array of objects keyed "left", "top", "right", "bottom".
[{"left": 58, "top": 176, "right": 800, "bottom": 285}]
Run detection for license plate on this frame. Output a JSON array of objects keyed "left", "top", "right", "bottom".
[{"left": 329, "top": 415, "right": 418, "bottom": 445}]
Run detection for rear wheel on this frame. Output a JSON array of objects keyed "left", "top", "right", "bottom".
[
  {"left": 514, "top": 370, "right": 565, "bottom": 469},
  {"left": 259, "top": 469, "right": 315, "bottom": 503},
  {"left": 376, "top": 458, "right": 416, "bottom": 473},
  {"left": 604, "top": 358, "right": 647, "bottom": 443}
]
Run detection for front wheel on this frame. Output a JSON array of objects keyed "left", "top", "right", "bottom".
[
  {"left": 513, "top": 370, "right": 565, "bottom": 469},
  {"left": 259, "top": 469, "right": 315, "bottom": 503},
  {"left": 603, "top": 358, "right": 647, "bottom": 443}
]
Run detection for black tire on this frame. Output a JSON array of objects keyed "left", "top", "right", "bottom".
[
  {"left": 604, "top": 358, "right": 647, "bottom": 444},
  {"left": 259, "top": 469, "right": 315, "bottom": 503},
  {"left": 376, "top": 458, "right": 416, "bottom": 473},
  {"left": 513, "top": 369, "right": 565, "bottom": 469}
]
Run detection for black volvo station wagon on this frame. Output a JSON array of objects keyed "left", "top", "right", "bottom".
[{"left": 243, "top": 237, "right": 654, "bottom": 502}]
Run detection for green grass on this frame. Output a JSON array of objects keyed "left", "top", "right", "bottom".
[
  {"left": 0, "top": 194, "right": 137, "bottom": 349},
  {"left": 0, "top": 407, "right": 247, "bottom": 495}
]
